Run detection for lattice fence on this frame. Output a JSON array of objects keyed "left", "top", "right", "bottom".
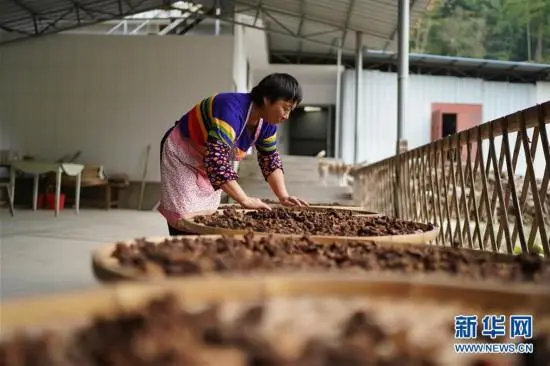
[{"left": 352, "top": 102, "right": 550, "bottom": 256}]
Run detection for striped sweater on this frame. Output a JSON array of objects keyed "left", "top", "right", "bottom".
[
  {"left": 178, "top": 92, "right": 278, "bottom": 158},
  {"left": 176, "top": 92, "right": 283, "bottom": 189}
]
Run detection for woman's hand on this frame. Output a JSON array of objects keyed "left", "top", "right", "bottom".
[
  {"left": 221, "top": 181, "right": 271, "bottom": 210},
  {"left": 239, "top": 197, "right": 272, "bottom": 210},
  {"left": 279, "top": 196, "right": 309, "bottom": 207}
]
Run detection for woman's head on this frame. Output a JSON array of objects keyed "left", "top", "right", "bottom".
[{"left": 250, "top": 73, "right": 302, "bottom": 124}]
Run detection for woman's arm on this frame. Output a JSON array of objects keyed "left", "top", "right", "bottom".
[
  {"left": 266, "top": 167, "right": 307, "bottom": 206},
  {"left": 266, "top": 168, "right": 288, "bottom": 199},
  {"left": 256, "top": 135, "right": 286, "bottom": 200},
  {"left": 202, "top": 95, "right": 270, "bottom": 210},
  {"left": 220, "top": 179, "right": 248, "bottom": 203},
  {"left": 255, "top": 125, "right": 308, "bottom": 206}
]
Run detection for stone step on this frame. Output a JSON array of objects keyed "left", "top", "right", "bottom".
[
  {"left": 238, "top": 154, "right": 322, "bottom": 181},
  {"left": 235, "top": 185, "right": 354, "bottom": 204},
  {"left": 239, "top": 174, "right": 322, "bottom": 183},
  {"left": 233, "top": 153, "right": 353, "bottom": 204},
  {"left": 240, "top": 154, "right": 320, "bottom": 165},
  {"left": 239, "top": 162, "right": 320, "bottom": 173}
]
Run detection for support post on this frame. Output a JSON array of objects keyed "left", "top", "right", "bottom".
[
  {"left": 215, "top": 7, "right": 221, "bottom": 35},
  {"left": 354, "top": 31, "right": 363, "bottom": 164},
  {"left": 394, "top": 0, "right": 410, "bottom": 218},
  {"left": 335, "top": 39, "right": 343, "bottom": 159}
]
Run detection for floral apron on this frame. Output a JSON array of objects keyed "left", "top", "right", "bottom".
[{"left": 158, "top": 119, "right": 263, "bottom": 228}]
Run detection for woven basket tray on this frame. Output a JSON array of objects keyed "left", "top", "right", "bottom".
[
  {"left": 178, "top": 209, "right": 439, "bottom": 245},
  {"left": 90, "top": 234, "right": 530, "bottom": 283}
]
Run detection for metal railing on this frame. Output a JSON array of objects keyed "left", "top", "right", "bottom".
[{"left": 351, "top": 101, "right": 550, "bottom": 257}]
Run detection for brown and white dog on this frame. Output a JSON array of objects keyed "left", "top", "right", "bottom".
[{"left": 316, "top": 150, "right": 354, "bottom": 187}]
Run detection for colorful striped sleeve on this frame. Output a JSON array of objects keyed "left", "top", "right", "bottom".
[
  {"left": 255, "top": 123, "right": 284, "bottom": 180},
  {"left": 206, "top": 94, "right": 244, "bottom": 146},
  {"left": 255, "top": 122, "right": 278, "bottom": 155}
]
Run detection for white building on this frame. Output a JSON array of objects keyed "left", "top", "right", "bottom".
[{"left": 339, "top": 54, "right": 550, "bottom": 165}]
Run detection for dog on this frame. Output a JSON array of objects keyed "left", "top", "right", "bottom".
[{"left": 315, "top": 150, "right": 354, "bottom": 187}]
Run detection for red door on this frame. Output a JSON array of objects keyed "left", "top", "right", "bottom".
[
  {"left": 431, "top": 110, "right": 442, "bottom": 142},
  {"left": 431, "top": 104, "right": 482, "bottom": 164},
  {"left": 457, "top": 111, "right": 481, "bottom": 163}
]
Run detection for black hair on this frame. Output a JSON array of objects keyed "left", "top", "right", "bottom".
[{"left": 250, "top": 73, "right": 302, "bottom": 106}]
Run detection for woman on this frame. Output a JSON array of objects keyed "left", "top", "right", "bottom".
[{"left": 158, "top": 73, "right": 309, "bottom": 235}]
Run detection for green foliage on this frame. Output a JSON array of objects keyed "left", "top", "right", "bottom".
[{"left": 410, "top": 0, "right": 550, "bottom": 63}]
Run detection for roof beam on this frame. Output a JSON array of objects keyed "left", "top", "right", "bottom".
[
  {"left": 64, "top": 0, "right": 95, "bottom": 21},
  {"left": 250, "top": 0, "right": 262, "bottom": 26},
  {"left": 339, "top": 0, "right": 357, "bottom": 52},
  {"left": 9, "top": 0, "right": 36, "bottom": 15},
  {"left": 9, "top": 0, "right": 39, "bottom": 33},
  {"left": 302, "top": 28, "right": 341, "bottom": 39},
  {"left": 262, "top": 8, "right": 296, "bottom": 36},
  {"left": 117, "top": 0, "right": 124, "bottom": 16},
  {"left": 122, "top": 0, "right": 137, "bottom": 13},
  {"left": 296, "top": 0, "right": 305, "bottom": 63},
  {"left": 271, "top": 51, "right": 355, "bottom": 67},
  {"left": 39, "top": 8, "right": 73, "bottom": 34},
  {"left": 158, "top": 18, "right": 185, "bottom": 34},
  {"left": 0, "top": 24, "right": 30, "bottom": 34},
  {"left": 273, "top": 53, "right": 293, "bottom": 63}
]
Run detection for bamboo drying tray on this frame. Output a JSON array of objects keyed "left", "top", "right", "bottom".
[
  {"left": 177, "top": 209, "right": 439, "bottom": 245},
  {"left": 91, "top": 234, "right": 517, "bottom": 283},
  {"left": 3, "top": 272, "right": 550, "bottom": 335},
  {"left": 92, "top": 235, "right": 221, "bottom": 282},
  {"left": 218, "top": 203, "right": 378, "bottom": 214}
]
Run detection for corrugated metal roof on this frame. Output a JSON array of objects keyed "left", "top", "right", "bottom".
[
  {"left": 361, "top": 51, "right": 550, "bottom": 82},
  {"left": 0, "top": 0, "right": 431, "bottom": 57},
  {"left": 0, "top": 0, "right": 184, "bottom": 44},
  {"left": 234, "top": 0, "right": 430, "bottom": 55},
  {"left": 401, "top": 53, "right": 550, "bottom": 74}
]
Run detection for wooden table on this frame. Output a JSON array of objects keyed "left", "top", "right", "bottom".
[{"left": 8, "top": 161, "right": 84, "bottom": 217}]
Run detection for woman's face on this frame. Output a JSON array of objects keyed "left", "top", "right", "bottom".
[{"left": 262, "top": 98, "right": 297, "bottom": 124}]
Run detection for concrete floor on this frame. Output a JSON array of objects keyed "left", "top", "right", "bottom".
[{"left": 0, "top": 208, "right": 168, "bottom": 300}]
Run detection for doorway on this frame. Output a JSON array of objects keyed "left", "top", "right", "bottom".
[
  {"left": 287, "top": 105, "right": 335, "bottom": 157},
  {"left": 442, "top": 113, "right": 457, "bottom": 137}
]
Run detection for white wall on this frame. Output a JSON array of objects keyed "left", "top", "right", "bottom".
[
  {"left": 341, "top": 70, "right": 550, "bottom": 178},
  {"left": 341, "top": 70, "right": 538, "bottom": 164},
  {"left": 232, "top": 24, "right": 248, "bottom": 92},
  {"left": 242, "top": 20, "right": 269, "bottom": 74},
  {"left": 536, "top": 81, "right": 550, "bottom": 103},
  {"left": 0, "top": 34, "right": 235, "bottom": 181}
]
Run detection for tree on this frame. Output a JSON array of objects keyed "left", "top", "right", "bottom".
[
  {"left": 503, "top": 0, "right": 550, "bottom": 62},
  {"left": 410, "top": 0, "right": 550, "bottom": 63}
]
